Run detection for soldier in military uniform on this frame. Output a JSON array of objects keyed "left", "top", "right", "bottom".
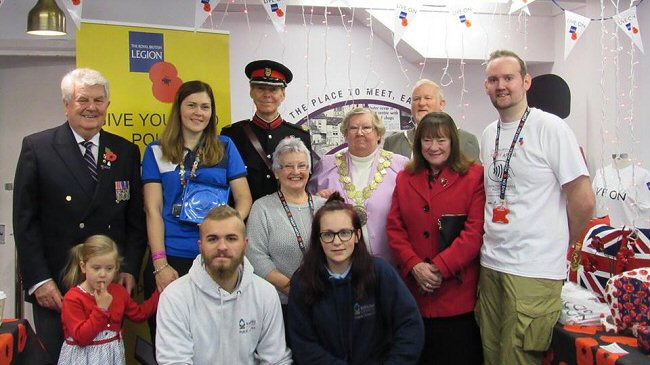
[{"left": 221, "top": 60, "right": 312, "bottom": 201}]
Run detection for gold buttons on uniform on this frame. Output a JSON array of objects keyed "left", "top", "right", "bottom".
[
  {"left": 65, "top": 196, "right": 72, "bottom": 202},
  {"left": 79, "top": 223, "right": 85, "bottom": 229}
]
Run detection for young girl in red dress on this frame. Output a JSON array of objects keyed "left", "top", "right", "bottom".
[{"left": 58, "top": 235, "right": 159, "bottom": 365}]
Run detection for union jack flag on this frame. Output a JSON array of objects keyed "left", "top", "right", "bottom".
[{"left": 567, "top": 221, "right": 650, "bottom": 301}]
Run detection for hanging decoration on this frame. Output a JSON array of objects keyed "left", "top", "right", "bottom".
[
  {"left": 392, "top": 0, "right": 423, "bottom": 47},
  {"left": 262, "top": 0, "right": 288, "bottom": 34},
  {"left": 613, "top": 6, "right": 644, "bottom": 53},
  {"left": 509, "top": 0, "right": 537, "bottom": 14},
  {"left": 563, "top": 10, "right": 591, "bottom": 60},
  {"left": 447, "top": 2, "right": 475, "bottom": 31},
  {"left": 60, "top": 0, "right": 83, "bottom": 30},
  {"left": 329, "top": 0, "right": 351, "bottom": 6},
  {"left": 195, "top": 0, "right": 219, "bottom": 30}
]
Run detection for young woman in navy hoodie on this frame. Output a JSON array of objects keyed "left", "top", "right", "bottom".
[{"left": 288, "top": 193, "right": 424, "bottom": 365}]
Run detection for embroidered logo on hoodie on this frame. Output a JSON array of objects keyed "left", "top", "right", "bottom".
[{"left": 239, "top": 318, "right": 258, "bottom": 334}]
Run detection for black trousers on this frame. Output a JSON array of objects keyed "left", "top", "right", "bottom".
[
  {"left": 418, "top": 312, "right": 484, "bottom": 365},
  {"left": 143, "top": 255, "right": 194, "bottom": 346},
  {"left": 32, "top": 302, "right": 64, "bottom": 363}
]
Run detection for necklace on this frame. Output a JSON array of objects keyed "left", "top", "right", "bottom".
[{"left": 335, "top": 149, "right": 393, "bottom": 225}]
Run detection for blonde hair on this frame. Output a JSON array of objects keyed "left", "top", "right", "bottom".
[
  {"left": 200, "top": 205, "right": 245, "bottom": 237},
  {"left": 61, "top": 235, "right": 122, "bottom": 290},
  {"left": 339, "top": 107, "right": 386, "bottom": 139}
]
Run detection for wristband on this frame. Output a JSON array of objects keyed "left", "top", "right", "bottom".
[{"left": 151, "top": 250, "right": 167, "bottom": 261}]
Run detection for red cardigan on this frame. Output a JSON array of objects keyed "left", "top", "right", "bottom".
[
  {"left": 387, "top": 163, "right": 485, "bottom": 318},
  {"left": 61, "top": 282, "right": 159, "bottom": 346}
]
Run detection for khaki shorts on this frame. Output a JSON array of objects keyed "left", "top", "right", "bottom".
[{"left": 475, "top": 267, "right": 562, "bottom": 365}]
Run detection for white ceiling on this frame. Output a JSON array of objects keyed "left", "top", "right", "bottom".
[{"left": 0, "top": 0, "right": 587, "bottom": 57}]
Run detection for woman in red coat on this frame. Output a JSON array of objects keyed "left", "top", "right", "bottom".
[{"left": 387, "top": 112, "right": 485, "bottom": 364}]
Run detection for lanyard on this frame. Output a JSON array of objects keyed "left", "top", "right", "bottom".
[
  {"left": 179, "top": 147, "right": 202, "bottom": 188},
  {"left": 277, "top": 190, "right": 314, "bottom": 253},
  {"left": 492, "top": 108, "right": 530, "bottom": 201}
]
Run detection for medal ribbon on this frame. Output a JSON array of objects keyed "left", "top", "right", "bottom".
[
  {"left": 277, "top": 190, "right": 314, "bottom": 253},
  {"left": 493, "top": 108, "right": 530, "bottom": 201}
]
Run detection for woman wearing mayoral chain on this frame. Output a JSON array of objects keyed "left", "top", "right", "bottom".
[{"left": 309, "top": 107, "right": 408, "bottom": 264}]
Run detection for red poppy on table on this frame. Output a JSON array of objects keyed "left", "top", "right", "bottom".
[
  {"left": 575, "top": 337, "right": 598, "bottom": 365},
  {"left": 0, "top": 333, "right": 13, "bottom": 365},
  {"left": 595, "top": 348, "right": 620, "bottom": 365}
]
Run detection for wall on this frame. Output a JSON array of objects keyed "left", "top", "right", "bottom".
[{"left": 0, "top": 56, "right": 75, "bottom": 318}]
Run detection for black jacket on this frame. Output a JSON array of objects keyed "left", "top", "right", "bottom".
[{"left": 220, "top": 119, "right": 311, "bottom": 201}]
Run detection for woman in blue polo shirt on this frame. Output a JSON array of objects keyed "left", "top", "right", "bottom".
[{"left": 141, "top": 80, "right": 252, "bottom": 339}]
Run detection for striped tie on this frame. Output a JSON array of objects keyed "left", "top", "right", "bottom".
[{"left": 81, "top": 141, "right": 98, "bottom": 182}]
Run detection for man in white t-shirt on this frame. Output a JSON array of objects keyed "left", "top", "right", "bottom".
[{"left": 475, "top": 50, "right": 594, "bottom": 365}]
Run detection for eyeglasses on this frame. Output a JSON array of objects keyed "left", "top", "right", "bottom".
[
  {"left": 319, "top": 229, "right": 356, "bottom": 243},
  {"left": 280, "top": 163, "right": 309, "bottom": 172},
  {"left": 348, "top": 125, "right": 375, "bottom": 134},
  {"left": 612, "top": 153, "right": 629, "bottom": 160}
]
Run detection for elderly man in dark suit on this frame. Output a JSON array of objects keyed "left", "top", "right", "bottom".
[
  {"left": 384, "top": 79, "right": 480, "bottom": 160},
  {"left": 13, "top": 68, "right": 146, "bottom": 361}
]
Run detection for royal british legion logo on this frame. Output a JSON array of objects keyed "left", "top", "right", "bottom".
[{"left": 129, "top": 31, "right": 164, "bottom": 73}]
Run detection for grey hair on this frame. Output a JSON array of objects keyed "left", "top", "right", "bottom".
[
  {"left": 339, "top": 107, "right": 386, "bottom": 139},
  {"left": 61, "top": 68, "right": 110, "bottom": 103},
  {"left": 412, "top": 79, "right": 444, "bottom": 100},
  {"left": 271, "top": 136, "right": 312, "bottom": 171}
]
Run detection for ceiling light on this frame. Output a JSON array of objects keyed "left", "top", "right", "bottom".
[{"left": 26, "top": 0, "right": 66, "bottom": 36}]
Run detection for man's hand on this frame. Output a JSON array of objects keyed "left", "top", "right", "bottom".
[
  {"left": 118, "top": 272, "right": 136, "bottom": 295},
  {"left": 34, "top": 280, "right": 63, "bottom": 312}
]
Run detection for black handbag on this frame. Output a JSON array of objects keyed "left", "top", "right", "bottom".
[{"left": 437, "top": 214, "right": 467, "bottom": 252}]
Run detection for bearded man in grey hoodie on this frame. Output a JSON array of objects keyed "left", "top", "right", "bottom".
[{"left": 156, "top": 205, "right": 292, "bottom": 364}]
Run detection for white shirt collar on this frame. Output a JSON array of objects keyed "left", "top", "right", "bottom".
[{"left": 69, "top": 125, "right": 100, "bottom": 146}]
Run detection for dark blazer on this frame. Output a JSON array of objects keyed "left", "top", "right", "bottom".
[
  {"left": 13, "top": 123, "right": 146, "bottom": 298},
  {"left": 221, "top": 119, "right": 312, "bottom": 201}
]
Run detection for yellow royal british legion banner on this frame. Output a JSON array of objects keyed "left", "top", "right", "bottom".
[
  {"left": 75, "top": 21, "right": 229, "bottom": 359},
  {"left": 76, "top": 21, "right": 231, "bottom": 156}
]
